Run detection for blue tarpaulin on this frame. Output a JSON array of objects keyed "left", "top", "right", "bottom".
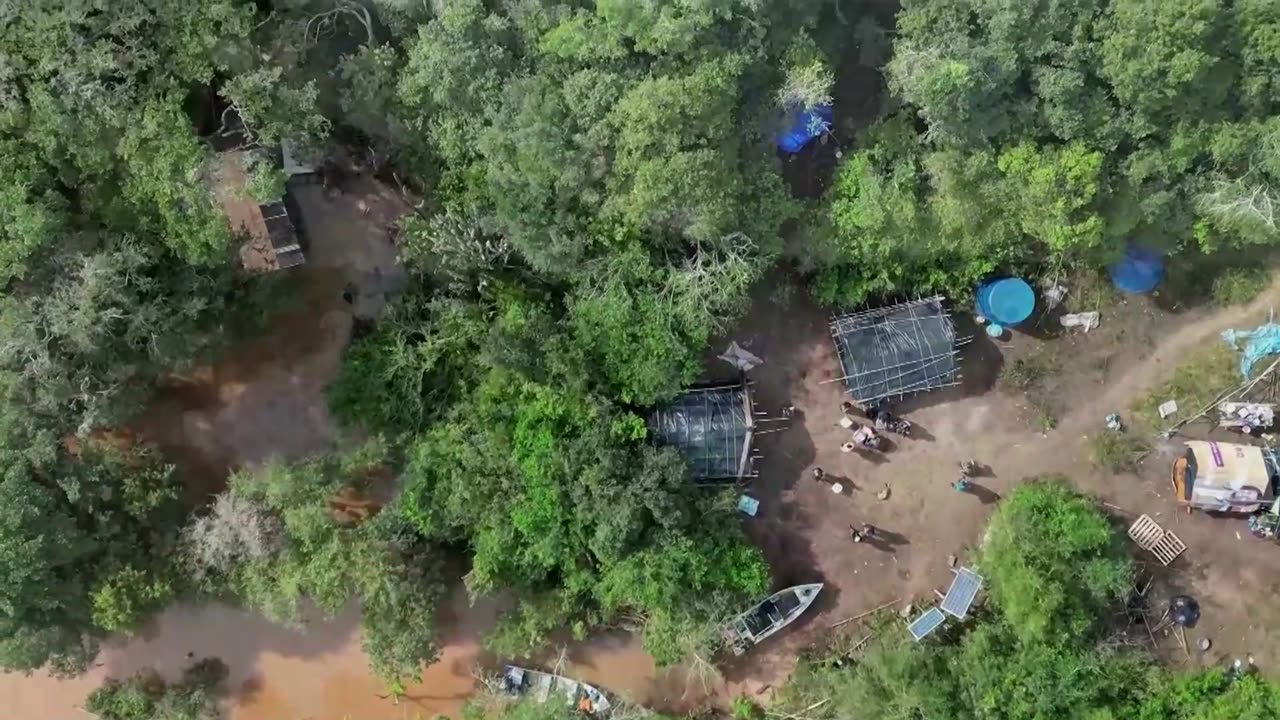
[
  {"left": 1223, "top": 323, "right": 1280, "bottom": 378},
  {"left": 1109, "top": 245, "right": 1165, "bottom": 294},
  {"left": 777, "top": 105, "right": 833, "bottom": 154}
]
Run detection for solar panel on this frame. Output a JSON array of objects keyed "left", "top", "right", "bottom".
[
  {"left": 940, "top": 567, "right": 983, "bottom": 619},
  {"left": 908, "top": 607, "right": 946, "bottom": 641}
]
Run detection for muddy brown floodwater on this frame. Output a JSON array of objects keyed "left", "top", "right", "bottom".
[
  {"left": 0, "top": 588, "right": 691, "bottom": 720},
  {"left": 1, "top": 178, "right": 715, "bottom": 719}
]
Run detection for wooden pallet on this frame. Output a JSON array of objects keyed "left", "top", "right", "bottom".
[
  {"left": 1128, "top": 514, "right": 1187, "bottom": 566},
  {"left": 1150, "top": 531, "right": 1187, "bottom": 566}
]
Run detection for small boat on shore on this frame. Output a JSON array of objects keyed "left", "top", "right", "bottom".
[
  {"left": 500, "top": 665, "right": 612, "bottom": 714},
  {"left": 723, "top": 583, "right": 823, "bottom": 655}
]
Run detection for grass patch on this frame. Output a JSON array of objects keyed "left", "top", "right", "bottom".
[
  {"left": 1031, "top": 405, "right": 1059, "bottom": 432},
  {"left": 1212, "top": 266, "right": 1271, "bottom": 307},
  {"left": 1000, "top": 347, "right": 1060, "bottom": 393},
  {"left": 1063, "top": 267, "right": 1120, "bottom": 313},
  {"left": 999, "top": 346, "right": 1063, "bottom": 431},
  {"left": 1089, "top": 430, "right": 1151, "bottom": 473},
  {"left": 1132, "top": 343, "right": 1239, "bottom": 430}
]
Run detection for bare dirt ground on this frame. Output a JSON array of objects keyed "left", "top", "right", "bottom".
[{"left": 694, "top": 271, "right": 1280, "bottom": 705}]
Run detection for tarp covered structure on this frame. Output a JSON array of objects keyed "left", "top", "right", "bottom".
[
  {"left": 648, "top": 383, "right": 755, "bottom": 481},
  {"left": 1173, "top": 441, "right": 1280, "bottom": 513},
  {"left": 829, "top": 296, "right": 961, "bottom": 404},
  {"left": 777, "top": 105, "right": 833, "bottom": 153},
  {"left": 1109, "top": 245, "right": 1165, "bottom": 294}
]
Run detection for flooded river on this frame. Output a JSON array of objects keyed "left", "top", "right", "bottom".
[
  {"left": 0, "top": 180, "right": 741, "bottom": 718},
  {"left": 0, "top": 587, "right": 697, "bottom": 720}
]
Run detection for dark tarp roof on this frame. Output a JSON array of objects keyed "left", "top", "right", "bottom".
[
  {"left": 648, "top": 383, "right": 754, "bottom": 481},
  {"left": 830, "top": 297, "right": 960, "bottom": 403}
]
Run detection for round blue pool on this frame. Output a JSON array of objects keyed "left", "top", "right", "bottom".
[{"left": 976, "top": 278, "right": 1036, "bottom": 327}]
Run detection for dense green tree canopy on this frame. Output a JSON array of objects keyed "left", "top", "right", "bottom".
[{"left": 806, "top": 0, "right": 1280, "bottom": 305}]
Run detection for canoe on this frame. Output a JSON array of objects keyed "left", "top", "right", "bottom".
[
  {"left": 723, "top": 583, "right": 823, "bottom": 655},
  {"left": 499, "top": 665, "right": 612, "bottom": 714}
]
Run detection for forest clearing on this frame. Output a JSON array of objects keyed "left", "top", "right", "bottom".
[{"left": 7, "top": 1, "right": 1280, "bottom": 720}]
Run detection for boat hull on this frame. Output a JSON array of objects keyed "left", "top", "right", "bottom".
[
  {"left": 500, "top": 665, "right": 612, "bottom": 714},
  {"left": 723, "top": 583, "right": 823, "bottom": 655}
]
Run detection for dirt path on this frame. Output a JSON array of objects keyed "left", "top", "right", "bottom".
[{"left": 1059, "top": 277, "right": 1280, "bottom": 434}]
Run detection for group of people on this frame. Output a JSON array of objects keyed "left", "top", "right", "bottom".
[
  {"left": 809, "top": 467, "right": 878, "bottom": 543},
  {"left": 813, "top": 456, "right": 978, "bottom": 547},
  {"left": 810, "top": 399, "right": 985, "bottom": 545}
]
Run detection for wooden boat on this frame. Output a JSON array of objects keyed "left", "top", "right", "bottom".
[
  {"left": 499, "top": 665, "right": 612, "bottom": 714},
  {"left": 723, "top": 583, "right": 823, "bottom": 655}
]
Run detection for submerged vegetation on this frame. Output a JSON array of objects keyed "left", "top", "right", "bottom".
[{"left": 1, "top": 0, "right": 1280, "bottom": 714}]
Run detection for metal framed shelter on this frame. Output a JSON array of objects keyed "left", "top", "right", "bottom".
[
  {"left": 648, "top": 381, "right": 757, "bottom": 482},
  {"left": 829, "top": 296, "right": 963, "bottom": 404}
]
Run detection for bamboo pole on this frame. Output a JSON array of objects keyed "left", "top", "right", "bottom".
[
  {"left": 850, "top": 633, "right": 875, "bottom": 653},
  {"left": 829, "top": 598, "right": 899, "bottom": 629},
  {"left": 1143, "top": 614, "right": 1158, "bottom": 650},
  {"left": 1157, "top": 354, "right": 1280, "bottom": 438},
  {"left": 767, "top": 698, "right": 830, "bottom": 720}
]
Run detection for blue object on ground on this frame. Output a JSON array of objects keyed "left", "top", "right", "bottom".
[
  {"left": 777, "top": 105, "right": 833, "bottom": 153},
  {"left": 737, "top": 495, "right": 760, "bottom": 517},
  {"left": 985, "top": 323, "right": 1004, "bottom": 338},
  {"left": 1222, "top": 323, "right": 1280, "bottom": 378},
  {"left": 1109, "top": 245, "right": 1165, "bottom": 294},
  {"left": 976, "top": 278, "right": 1036, "bottom": 326},
  {"left": 908, "top": 607, "right": 947, "bottom": 641},
  {"left": 940, "top": 567, "right": 984, "bottom": 620}
]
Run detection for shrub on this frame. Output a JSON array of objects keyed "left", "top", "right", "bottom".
[
  {"left": 731, "top": 695, "right": 765, "bottom": 720},
  {"left": 1090, "top": 430, "right": 1152, "bottom": 473},
  {"left": 1212, "top": 266, "right": 1271, "bottom": 307},
  {"left": 86, "top": 659, "right": 226, "bottom": 720},
  {"left": 979, "top": 478, "right": 1133, "bottom": 644},
  {"left": 1000, "top": 348, "right": 1059, "bottom": 393}
]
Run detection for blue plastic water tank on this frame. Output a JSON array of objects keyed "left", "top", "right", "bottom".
[
  {"left": 1108, "top": 245, "right": 1165, "bottom": 294},
  {"left": 976, "top": 278, "right": 1036, "bottom": 327}
]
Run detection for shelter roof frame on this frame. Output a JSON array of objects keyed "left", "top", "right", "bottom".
[
  {"left": 829, "top": 296, "right": 964, "bottom": 404},
  {"left": 648, "top": 381, "right": 756, "bottom": 482}
]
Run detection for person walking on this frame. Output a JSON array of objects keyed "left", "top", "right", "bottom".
[{"left": 953, "top": 459, "right": 977, "bottom": 492}]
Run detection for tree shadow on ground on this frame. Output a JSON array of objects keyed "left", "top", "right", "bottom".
[
  {"left": 1156, "top": 249, "right": 1280, "bottom": 314},
  {"left": 960, "top": 482, "right": 1002, "bottom": 506}
]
